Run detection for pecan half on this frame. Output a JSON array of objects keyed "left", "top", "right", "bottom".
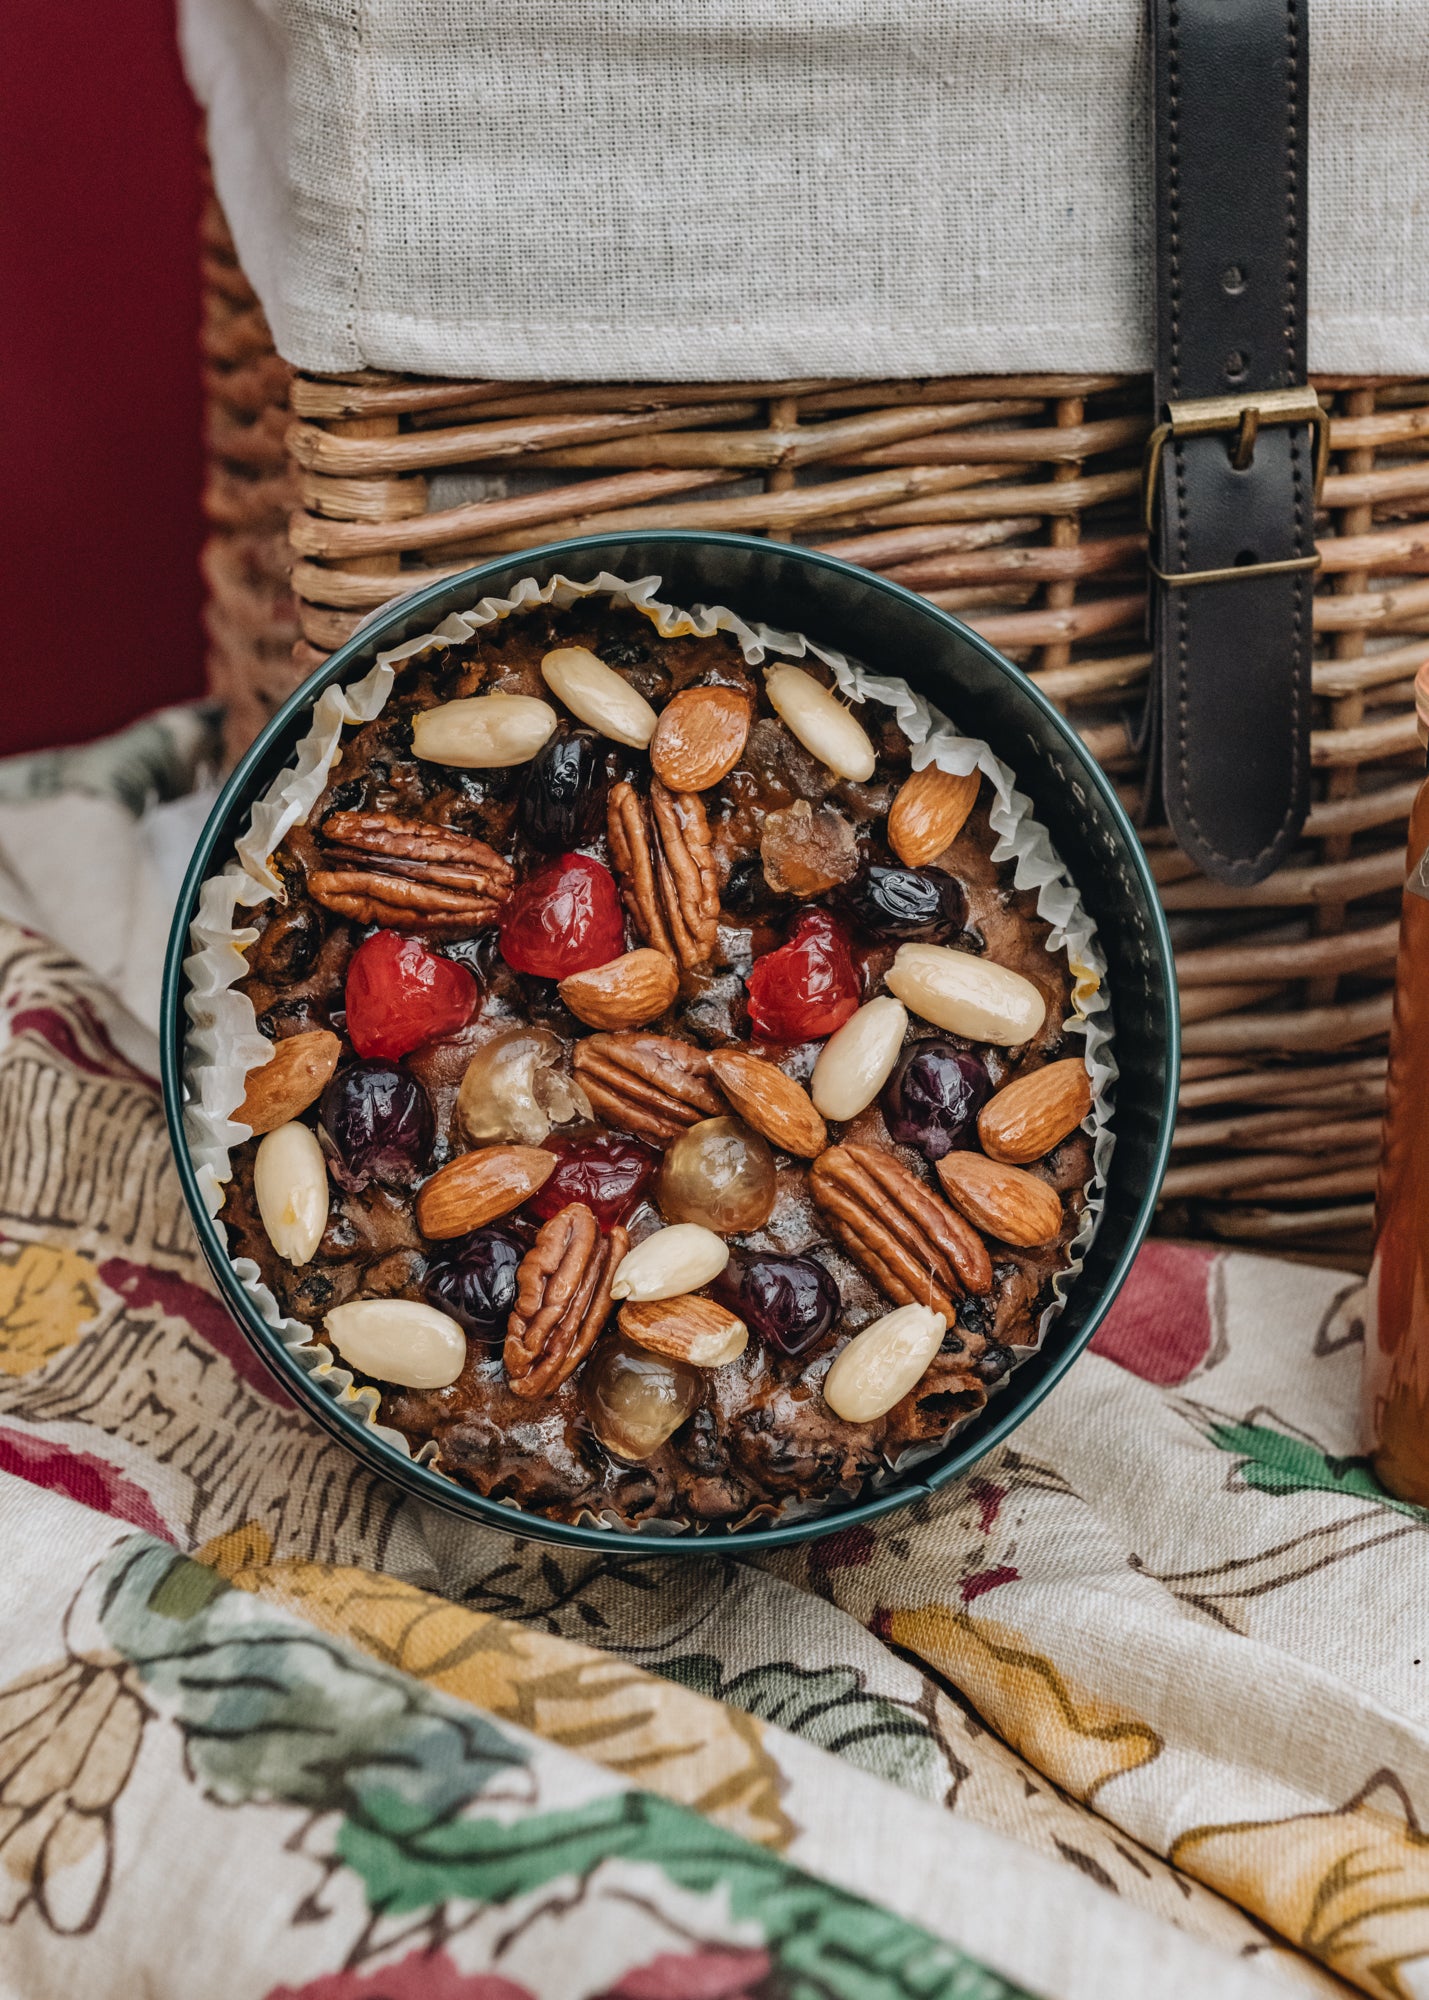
[
  {"left": 810, "top": 1142, "right": 994, "bottom": 1325},
  {"left": 505, "top": 1203, "right": 627, "bottom": 1399},
  {"left": 306, "top": 810, "right": 514, "bottom": 934},
  {"left": 608, "top": 779, "right": 720, "bottom": 969},
  {"left": 572, "top": 1032, "right": 726, "bottom": 1142}
]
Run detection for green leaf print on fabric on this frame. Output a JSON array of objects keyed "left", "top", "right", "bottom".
[
  {"left": 95, "top": 1540, "right": 1031, "bottom": 2000},
  {"left": 663, "top": 1653, "right": 948, "bottom": 1796},
  {"left": 341, "top": 1784, "right": 1019, "bottom": 2000},
  {"left": 99, "top": 1541, "right": 531, "bottom": 1819},
  {"left": 1209, "top": 1420, "right": 1429, "bottom": 1521}
]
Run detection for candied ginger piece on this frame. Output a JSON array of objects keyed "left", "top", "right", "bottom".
[{"left": 761, "top": 800, "right": 859, "bottom": 898}]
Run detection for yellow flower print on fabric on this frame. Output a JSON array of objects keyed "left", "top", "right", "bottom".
[
  {"left": 0, "top": 1241, "right": 100, "bottom": 1377},
  {"left": 0, "top": 1651, "right": 146, "bottom": 1932},
  {"left": 884, "top": 1604, "right": 1161, "bottom": 1801},
  {"left": 1173, "top": 1786, "right": 1429, "bottom": 2000},
  {"left": 194, "top": 1520, "right": 275, "bottom": 1578},
  {"left": 206, "top": 1546, "right": 793, "bottom": 1852}
]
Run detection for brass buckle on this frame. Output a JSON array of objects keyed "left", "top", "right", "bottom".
[
  {"left": 1142, "top": 386, "right": 1331, "bottom": 585},
  {"left": 1148, "top": 551, "right": 1323, "bottom": 588}
]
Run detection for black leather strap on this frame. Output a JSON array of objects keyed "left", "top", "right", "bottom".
[{"left": 1147, "top": 0, "right": 1315, "bottom": 885}]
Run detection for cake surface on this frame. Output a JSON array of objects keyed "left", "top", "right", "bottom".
[{"left": 222, "top": 597, "right": 1098, "bottom": 1530}]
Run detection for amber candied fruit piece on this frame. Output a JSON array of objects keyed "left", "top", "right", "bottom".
[
  {"left": 584, "top": 1334, "right": 702, "bottom": 1461},
  {"left": 655, "top": 1116, "right": 777, "bottom": 1234},
  {"left": 760, "top": 800, "right": 858, "bottom": 898}
]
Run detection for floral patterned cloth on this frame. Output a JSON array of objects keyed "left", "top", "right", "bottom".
[{"left": 0, "top": 907, "right": 1423, "bottom": 2000}]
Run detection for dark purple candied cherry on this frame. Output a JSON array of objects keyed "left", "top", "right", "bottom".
[
  {"left": 712, "top": 1251, "right": 840, "bottom": 1357},
  {"left": 319, "top": 1059, "right": 434, "bottom": 1191},
  {"left": 838, "top": 864, "right": 965, "bottom": 942},
  {"left": 518, "top": 727, "right": 609, "bottom": 852},
  {"left": 423, "top": 1229, "right": 523, "bottom": 1342},
  {"left": 881, "top": 1040, "right": 990, "bottom": 1161}
]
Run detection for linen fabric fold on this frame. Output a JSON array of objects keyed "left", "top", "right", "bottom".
[{"left": 181, "top": 0, "right": 1429, "bottom": 379}]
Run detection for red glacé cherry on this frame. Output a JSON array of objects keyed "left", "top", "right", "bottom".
[
  {"left": 344, "top": 930, "right": 478, "bottom": 1060},
  {"left": 746, "top": 908, "right": 860, "bottom": 1040},
  {"left": 527, "top": 1134, "right": 658, "bottom": 1228},
  {"left": 498, "top": 853, "right": 625, "bottom": 979}
]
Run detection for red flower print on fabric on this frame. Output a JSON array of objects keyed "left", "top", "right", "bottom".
[
  {"left": 0, "top": 1423, "right": 170, "bottom": 1538},
  {"left": 601, "top": 1947, "right": 773, "bottom": 1999},
  {"left": 267, "top": 1951, "right": 533, "bottom": 2000},
  {"left": 1091, "top": 1239, "right": 1216, "bottom": 1386}
]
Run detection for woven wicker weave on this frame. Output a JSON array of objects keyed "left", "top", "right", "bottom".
[
  {"left": 198, "top": 224, "right": 1429, "bottom": 1262},
  {"left": 200, "top": 194, "right": 299, "bottom": 762}
]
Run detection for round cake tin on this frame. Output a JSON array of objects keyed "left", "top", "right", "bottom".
[{"left": 162, "top": 530, "right": 1179, "bottom": 1553}]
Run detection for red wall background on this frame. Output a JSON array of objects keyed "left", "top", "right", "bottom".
[{"left": 1, "top": 0, "right": 205, "bottom": 757}]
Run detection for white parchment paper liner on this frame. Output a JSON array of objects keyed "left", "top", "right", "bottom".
[{"left": 183, "top": 571, "right": 1115, "bottom": 1510}]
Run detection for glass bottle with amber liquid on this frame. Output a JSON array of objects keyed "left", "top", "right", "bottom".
[{"left": 1365, "top": 662, "right": 1429, "bottom": 1503}]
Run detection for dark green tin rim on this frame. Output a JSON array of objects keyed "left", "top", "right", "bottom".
[{"left": 161, "top": 530, "right": 1179, "bottom": 1554}]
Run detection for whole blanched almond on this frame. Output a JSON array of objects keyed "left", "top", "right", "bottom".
[
  {"left": 541, "top": 646, "right": 658, "bottom": 748},
  {"left": 887, "top": 766, "right": 980, "bottom": 868},
  {"left": 611, "top": 1224, "right": 730, "bottom": 1303},
  {"left": 238, "top": 1029, "right": 341, "bottom": 1136},
  {"left": 885, "top": 944, "right": 1047, "bottom": 1046},
  {"left": 811, "top": 997, "right": 908, "bottom": 1122},
  {"left": 978, "top": 1058, "right": 1093, "bottom": 1165},
  {"left": 764, "top": 665, "right": 876, "bottom": 782},
  {"left": 650, "top": 686, "right": 752, "bottom": 791},
  {"left": 325, "top": 1298, "right": 467, "bottom": 1389},
  {"left": 416, "top": 1144, "right": 556, "bottom": 1240},
  {"left": 558, "top": 949, "right": 679, "bottom": 1030},
  {"left": 412, "top": 694, "right": 558, "bottom": 768},
  {"left": 707, "top": 1049, "right": 827, "bottom": 1158},
  {"left": 823, "top": 1304, "right": 946, "bottom": 1424},
  {"left": 934, "top": 1152, "right": 1064, "bottom": 1247},
  {"left": 618, "top": 1293, "right": 748, "bottom": 1368},
  {"left": 253, "top": 1121, "right": 329, "bottom": 1267}
]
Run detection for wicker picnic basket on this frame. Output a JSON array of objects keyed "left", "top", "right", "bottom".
[
  {"left": 199, "top": 193, "right": 299, "bottom": 756},
  {"left": 197, "top": 196, "right": 1426, "bottom": 1266}
]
